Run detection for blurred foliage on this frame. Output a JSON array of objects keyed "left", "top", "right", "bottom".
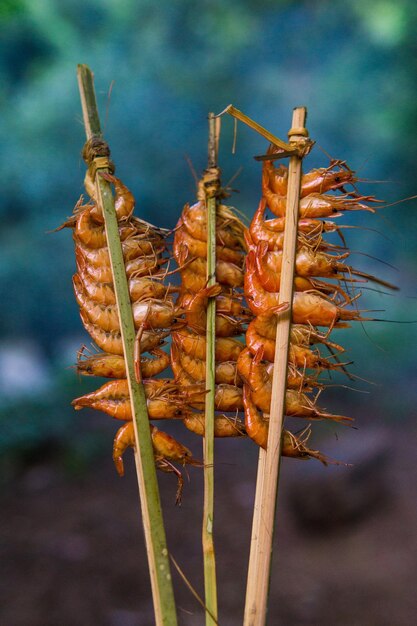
[{"left": 0, "top": 0, "right": 416, "bottom": 461}]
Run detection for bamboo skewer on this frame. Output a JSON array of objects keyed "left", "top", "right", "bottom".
[
  {"left": 243, "top": 107, "right": 309, "bottom": 626},
  {"left": 202, "top": 112, "right": 220, "bottom": 626},
  {"left": 77, "top": 64, "right": 177, "bottom": 626}
]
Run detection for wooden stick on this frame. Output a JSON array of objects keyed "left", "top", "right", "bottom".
[
  {"left": 77, "top": 64, "right": 177, "bottom": 626},
  {"left": 243, "top": 107, "right": 308, "bottom": 626},
  {"left": 202, "top": 112, "right": 219, "bottom": 626}
]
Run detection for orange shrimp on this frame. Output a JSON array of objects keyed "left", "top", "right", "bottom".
[
  {"left": 86, "top": 172, "right": 136, "bottom": 222},
  {"left": 171, "top": 342, "right": 241, "bottom": 386},
  {"left": 186, "top": 383, "right": 243, "bottom": 412},
  {"left": 180, "top": 201, "right": 246, "bottom": 250},
  {"left": 264, "top": 190, "right": 375, "bottom": 219},
  {"left": 172, "top": 329, "right": 244, "bottom": 362},
  {"left": 180, "top": 284, "right": 247, "bottom": 336},
  {"left": 245, "top": 325, "right": 346, "bottom": 369},
  {"left": 178, "top": 255, "right": 244, "bottom": 291},
  {"left": 76, "top": 237, "right": 165, "bottom": 269},
  {"left": 77, "top": 347, "right": 170, "bottom": 379},
  {"left": 113, "top": 422, "right": 199, "bottom": 503},
  {"left": 76, "top": 267, "right": 172, "bottom": 306},
  {"left": 245, "top": 252, "right": 368, "bottom": 326},
  {"left": 250, "top": 310, "right": 344, "bottom": 351},
  {"left": 74, "top": 276, "right": 182, "bottom": 332},
  {"left": 237, "top": 348, "right": 315, "bottom": 395},
  {"left": 75, "top": 245, "right": 166, "bottom": 284},
  {"left": 249, "top": 198, "right": 345, "bottom": 249},
  {"left": 174, "top": 226, "right": 244, "bottom": 266},
  {"left": 253, "top": 243, "right": 354, "bottom": 303},
  {"left": 243, "top": 384, "right": 269, "bottom": 449},
  {"left": 75, "top": 205, "right": 138, "bottom": 249},
  {"left": 184, "top": 412, "right": 246, "bottom": 437},
  {"left": 284, "top": 389, "right": 352, "bottom": 424},
  {"left": 263, "top": 159, "right": 358, "bottom": 198},
  {"left": 79, "top": 309, "right": 169, "bottom": 356},
  {"left": 72, "top": 378, "right": 183, "bottom": 421}
]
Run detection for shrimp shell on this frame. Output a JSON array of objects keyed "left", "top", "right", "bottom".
[
  {"left": 79, "top": 309, "right": 169, "bottom": 355},
  {"left": 172, "top": 329, "right": 244, "bottom": 362}
]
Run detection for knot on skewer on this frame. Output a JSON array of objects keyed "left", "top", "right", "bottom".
[
  {"left": 201, "top": 166, "right": 223, "bottom": 199},
  {"left": 82, "top": 136, "right": 115, "bottom": 178},
  {"left": 287, "top": 123, "right": 315, "bottom": 158}
]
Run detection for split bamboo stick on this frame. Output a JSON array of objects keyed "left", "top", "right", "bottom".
[{"left": 243, "top": 107, "right": 308, "bottom": 626}]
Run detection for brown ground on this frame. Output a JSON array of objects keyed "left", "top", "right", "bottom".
[{"left": 1, "top": 421, "right": 416, "bottom": 626}]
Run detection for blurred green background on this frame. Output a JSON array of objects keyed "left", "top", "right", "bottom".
[
  {"left": 0, "top": 0, "right": 415, "bottom": 471},
  {"left": 1, "top": 1, "right": 417, "bottom": 625}
]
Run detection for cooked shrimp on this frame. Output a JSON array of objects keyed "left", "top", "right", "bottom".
[
  {"left": 180, "top": 284, "right": 247, "bottom": 336},
  {"left": 265, "top": 190, "right": 375, "bottom": 219},
  {"left": 89, "top": 172, "right": 135, "bottom": 222},
  {"left": 172, "top": 329, "right": 244, "bottom": 362},
  {"left": 75, "top": 245, "right": 166, "bottom": 283},
  {"left": 245, "top": 252, "right": 368, "bottom": 326},
  {"left": 77, "top": 348, "right": 170, "bottom": 379},
  {"left": 180, "top": 256, "right": 244, "bottom": 291},
  {"left": 180, "top": 201, "right": 246, "bottom": 250},
  {"left": 74, "top": 277, "right": 182, "bottom": 332},
  {"left": 174, "top": 226, "right": 245, "bottom": 265},
  {"left": 263, "top": 159, "right": 358, "bottom": 198},
  {"left": 79, "top": 309, "right": 169, "bottom": 355},
  {"left": 184, "top": 412, "right": 246, "bottom": 437},
  {"left": 173, "top": 343, "right": 241, "bottom": 385}
]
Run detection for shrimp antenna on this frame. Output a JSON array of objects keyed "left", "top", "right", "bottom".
[
  {"left": 348, "top": 250, "right": 398, "bottom": 271},
  {"left": 184, "top": 154, "right": 199, "bottom": 186},
  {"left": 103, "top": 80, "right": 115, "bottom": 135}
]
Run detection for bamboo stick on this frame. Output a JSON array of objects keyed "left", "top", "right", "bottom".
[
  {"left": 202, "top": 112, "right": 219, "bottom": 626},
  {"left": 77, "top": 64, "right": 177, "bottom": 626},
  {"left": 243, "top": 107, "right": 308, "bottom": 626}
]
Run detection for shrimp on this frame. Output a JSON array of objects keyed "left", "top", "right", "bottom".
[
  {"left": 87, "top": 172, "right": 136, "bottom": 222},
  {"left": 243, "top": 384, "right": 269, "bottom": 449},
  {"left": 184, "top": 412, "right": 246, "bottom": 437},
  {"left": 171, "top": 342, "right": 241, "bottom": 386},
  {"left": 237, "top": 348, "right": 315, "bottom": 396},
  {"left": 250, "top": 310, "right": 344, "bottom": 351},
  {"left": 185, "top": 383, "right": 243, "bottom": 412},
  {"left": 179, "top": 284, "right": 247, "bottom": 336},
  {"left": 249, "top": 198, "right": 344, "bottom": 249},
  {"left": 74, "top": 276, "right": 182, "bottom": 332},
  {"left": 75, "top": 245, "right": 166, "bottom": 283},
  {"left": 245, "top": 325, "right": 346, "bottom": 369},
  {"left": 113, "top": 421, "right": 136, "bottom": 476},
  {"left": 76, "top": 237, "right": 165, "bottom": 268},
  {"left": 253, "top": 245, "right": 353, "bottom": 304},
  {"left": 264, "top": 191, "right": 375, "bottom": 219},
  {"left": 174, "top": 226, "right": 244, "bottom": 266},
  {"left": 245, "top": 252, "right": 369, "bottom": 326},
  {"left": 179, "top": 256, "right": 244, "bottom": 290},
  {"left": 76, "top": 268, "right": 173, "bottom": 306},
  {"left": 77, "top": 347, "right": 170, "bottom": 379},
  {"left": 263, "top": 158, "right": 359, "bottom": 198},
  {"left": 75, "top": 205, "right": 138, "bottom": 249},
  {"left": 172, "top": 329, "right": 244, "bottom": 362},
  {"left": 284, "top": 389, "right": 352, "bottom": 424},
  {"left": 113, "top": 422, "right": 199, "bottom": 503},
  {"left": 180, "top": 201, "right": 246, "bottom": 250},
  {"left": 72, "top": 378, "right": 183, "bottom": 420},
  {"left": 79, "top": 309, "right": 169, "bottom": 355}
]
